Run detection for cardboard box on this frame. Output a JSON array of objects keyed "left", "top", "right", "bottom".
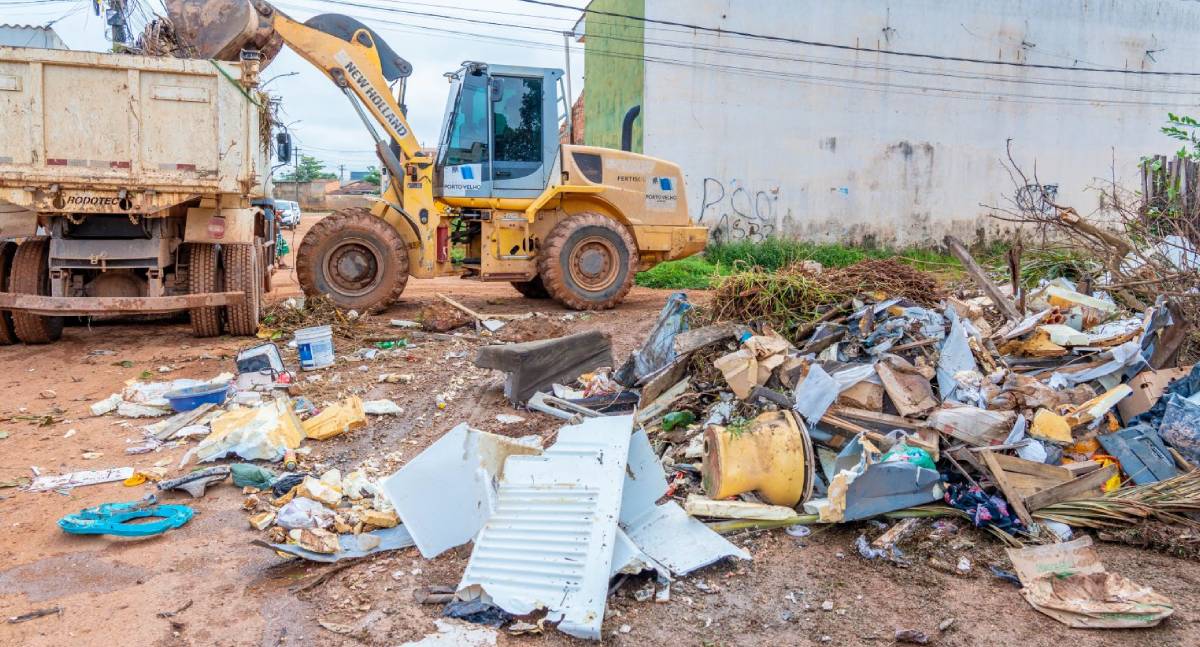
[{"left": 1117, "top": 366, "right": 1192, "bottom": 422}]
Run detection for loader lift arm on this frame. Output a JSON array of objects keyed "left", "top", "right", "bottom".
[{"left": 269, "top": 11, "right": 420, "bottom": 167}]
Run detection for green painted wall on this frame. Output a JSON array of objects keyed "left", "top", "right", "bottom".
[{"left": 583, "top": 0, "right": 645, "bottom": 152}]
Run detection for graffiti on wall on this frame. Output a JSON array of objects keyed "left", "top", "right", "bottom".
[{"left": 698, "top": 177, "right": 781, "bottom": 242}]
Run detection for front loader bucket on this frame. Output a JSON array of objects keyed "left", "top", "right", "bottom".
[{"left": 164, "top": 0, "right": 283, "bottom": 65}]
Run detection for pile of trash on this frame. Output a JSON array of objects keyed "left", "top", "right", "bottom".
[
  {"left": 30, "top": 241, "right": 1200, "bottom": 638},
  {"left": 449, "top": 246, "right": 1200, "bottom": 635}
]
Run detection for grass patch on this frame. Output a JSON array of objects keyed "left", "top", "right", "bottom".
[
  {"left": 636, "top": 237, "right": 976, "bottom": 290},
  {"left": 636, "top": 255, "right": 725, "bottom": 290},
  {"left": 706, "top": 238, "right": 966, "bottom": 272}
]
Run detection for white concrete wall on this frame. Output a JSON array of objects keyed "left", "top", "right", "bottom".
[{"left": 641, "top": 0, "right": 1200, "bottom": 247}]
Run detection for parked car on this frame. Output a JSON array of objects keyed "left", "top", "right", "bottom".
[{"left": 277, "top": 200, "right": 301, "bottom": 229}]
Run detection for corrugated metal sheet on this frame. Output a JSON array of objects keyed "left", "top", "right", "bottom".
[
  {"left": 382, "top": 423, "right": 542, "bottom": 558},
  {"left": 0, "top": 25, "right": 68, "bottom": 50},
  {"left": 457, "top": 414, "right": 633, "bottom": 640},
  {"left": 620, "top": 429, "right": 749, "bottom": 575}
]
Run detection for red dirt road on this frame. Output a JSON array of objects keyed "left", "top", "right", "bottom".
[{"left": 0, "top": 214, "right": 1197, "bottom": 646}]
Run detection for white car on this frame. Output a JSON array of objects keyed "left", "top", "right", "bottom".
[{"left": 277, "top": 200, "right": 301, "bottom": 229}]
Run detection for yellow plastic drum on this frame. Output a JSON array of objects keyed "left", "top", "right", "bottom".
[{"left": 701, "top": 409, "right": 814, "bottom": 507}]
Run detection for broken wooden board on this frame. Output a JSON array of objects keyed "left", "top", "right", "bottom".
[
  {"left": 990, "top": 453, "right": 1073, "bottom": 483},
  {"left": 836, "top": 381, "right": 884, "bottom": 411},
  {"left": 944, "top": 234, "right": 1023, "bottom": 322},
  {"left": 673, "top": 323, "right": 740, "bottom": 356},
  {"left": 979, "top": 450, "right": 1035, "bottom": 528},
  {"left": 475, "top": 330, "right": 613, "bottom": 404},
  {"left": 832, "top": 406, "right": 921, "bottom": 430},
  {"left": 683, "top": 494, "right": 797, "bottom": 521},
  {"left": 1024, "top": 465, "right": 1118, "bottom": 512},
  {"left": 871, "top": 517, "right": 921, "bottom": 550},
  {"left": 927, "top": 405, "right": 1015, "bottom": 447},
  {"left": 875, "top": 355, "right": 938, "bottom": 418},
  {"left": 149, "top": 402, "right": 215, "bottom": 441},
  {"left": 1062, "top": 460, "right": 1101, "bottom": 477}
]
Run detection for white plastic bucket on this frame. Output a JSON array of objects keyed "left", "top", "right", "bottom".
[{"left": 295, "top": 325, "right": 334, "bottom": 370}]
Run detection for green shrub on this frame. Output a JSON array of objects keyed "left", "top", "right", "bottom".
[{"left": 636, "top": 256, "right": 723, "bottom": 290}]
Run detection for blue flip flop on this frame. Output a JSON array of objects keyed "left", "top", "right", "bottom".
[{"left": 58, "top": 495, "right": 194, "bottom": 537}]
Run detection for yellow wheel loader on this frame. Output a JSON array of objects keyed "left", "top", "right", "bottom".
[{"left": 167, "top": 0, "right": 707, "bottom": 312}]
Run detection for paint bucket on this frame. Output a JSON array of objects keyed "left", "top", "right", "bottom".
[{"left": 295, "top": 325, "right": 334, "bottom": 370}]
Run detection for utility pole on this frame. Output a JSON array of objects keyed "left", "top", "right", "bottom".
[
  {"left": 106, "top": 0, "right": 129, "bottom": 53},
  {"left": 294, "top": 146, "right": 301, "bottom": 205},
  {"left": 561, "top": 31, "right": 575, "bottom": 144}
]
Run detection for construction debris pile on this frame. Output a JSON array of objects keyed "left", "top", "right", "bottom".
[
  {"left": 21, "top": 237, "right": 1200, "bottom": 640},
  {"left": 462, "top": 239, "right": 1200, "bottom": 636}
]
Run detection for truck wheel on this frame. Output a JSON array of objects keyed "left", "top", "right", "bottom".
[
  {"left": 223, "top": 243, "right": 261, "bottom": 336},
  {"left": 186, "top": 242, "right": 223, "bottom": 338},
  {"left": 0, "top": 241, "right": 18, "bottom": 345},
  {"left": 296, "top": 208, "right": 409, "bottom": 313},
  {"left": 10, "top": 237, "right": 63, "bottom": 344},
  {"left": 539, "top": 212, "right": 638, "bottom": 310},
  {"left": 511, "top": 276, "right": 549, "bottom": 299}
]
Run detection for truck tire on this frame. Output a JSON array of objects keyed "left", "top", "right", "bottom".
[
  {"left": 0, "top": 241, "right": 18, "bottom": 345},
  {"left": 223, "top": 243, "right": 261, "bottom": 336},
  {"left": 296, "top": 208, "right": 408, "bottom": 313},
  {"left": 510, "top": 276, "right": 549, "bottom": 299},
  {"left": 186, "top": 242, "right": 223, "bottom": 338},
  {"left": 539, "top": 212, "right": 638, "bottom": 310},
  {"left": 10, "top": 237, "right": 63, "bottom": 344}
]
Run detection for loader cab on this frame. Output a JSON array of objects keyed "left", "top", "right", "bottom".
[{"left": 435, "top": 62, "right": 563, "bottom": 200}]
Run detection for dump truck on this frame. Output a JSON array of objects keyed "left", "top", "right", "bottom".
[
  {"left": 0, "top": 45, "right": 277, "bottom": 343},
  {"left": 166, "top": 0, "right": 708, "bottom": 313}
]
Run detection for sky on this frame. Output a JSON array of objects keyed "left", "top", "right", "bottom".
[{"left": 1, "top": 0, "right": 588, "bottom": 177}]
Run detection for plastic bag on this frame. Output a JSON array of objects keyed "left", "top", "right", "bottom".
[
  {"left": 231, "top": 463, "right": 277, "bottom": 489},
  {"left": 1159, "top": 394, "right": 1200, "bottom": 465},
  {"left": 880, "top": 443, "right": 936, "bottom": 471},
  {"left": 616, "top": 292, "right": 691, "bottom": 385},
  {"left": 275, "top": 496, "right": 335, "bottom": 529}
]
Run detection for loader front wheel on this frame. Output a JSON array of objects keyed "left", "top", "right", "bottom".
[
  {"left": 10, "top": 238, "right": 63, "bottom": 344},
  {"left": 0, "top": 241, "right": 17, "bottom": 345},
  {"left": 539, "top": 212, "right": 638, "bottom": 310},
  {"left": 186, "top": 242, "right": 223, "bottom": 338},
  {"left": 296, "top": 209, "right": 409, "bottom": 313},
  {"left": 223, "top": 243, "right": 262, "bottom": 336},
  {"left": 510, "top": 276, "right": 550, "bottom": 299}
]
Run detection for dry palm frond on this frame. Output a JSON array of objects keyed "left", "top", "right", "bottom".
[
  {"left": 260, "top": 294, "right": 361, "bottom": 341},
  {"left": 1034, "top": 469, "right": 1200, "bottom": 530}
]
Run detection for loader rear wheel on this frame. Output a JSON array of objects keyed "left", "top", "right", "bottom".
[
  {"left": 0, "top": 241, "right": 17, "bottom": 345},
  {"left": 10, "top": 237, "right": 62, "bottom": 344},
  {"left": 296, "top": 208, "right": 409, "bottom": 313},
  {"left": 539, "top": 212, "right": 638, "bottom": 310},
  {"left": 223, "top": 243, "right": 262, "bottom": 337},
  {"left": 510, "top": 276, "right": 550, "bottom": 299},
  {"left": 186, "top": 242, "right": 223, "bottom": 338}
]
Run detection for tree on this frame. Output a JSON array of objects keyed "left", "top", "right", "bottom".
[
  {"left": 362, "top": 166, "right": 382, "bottom": 186},
  {"left": 279, "top": 154, "right": 337, "bottom": 182}
]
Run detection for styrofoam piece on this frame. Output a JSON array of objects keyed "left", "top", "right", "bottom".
[
  {"left": 456, "top": 415, "right": 633, "bottom": 640},
  {"left": 619, "top": 429, "right": 749, "bottom": 576},
  {"left": 382, "top": 423, "right": 541, "bottom": 559},
  {"left": 30, "top": 467, "right": 134, "bottom": 492}
]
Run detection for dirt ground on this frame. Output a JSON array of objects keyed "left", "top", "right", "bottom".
[{"left": 1, "top": 214, "right": 1199, "bottom": 647}]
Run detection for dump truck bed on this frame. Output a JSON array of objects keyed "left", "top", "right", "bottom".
[{"left": 0, "top": 46, "right": 266, "bottom": 222}]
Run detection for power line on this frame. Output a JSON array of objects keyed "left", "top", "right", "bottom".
[
  {"left": 516, "top": 0, "right": 1200, "bottom": 77},
  {"left": 277, "top": 0, "right": 1200, "bottom": 109}
]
